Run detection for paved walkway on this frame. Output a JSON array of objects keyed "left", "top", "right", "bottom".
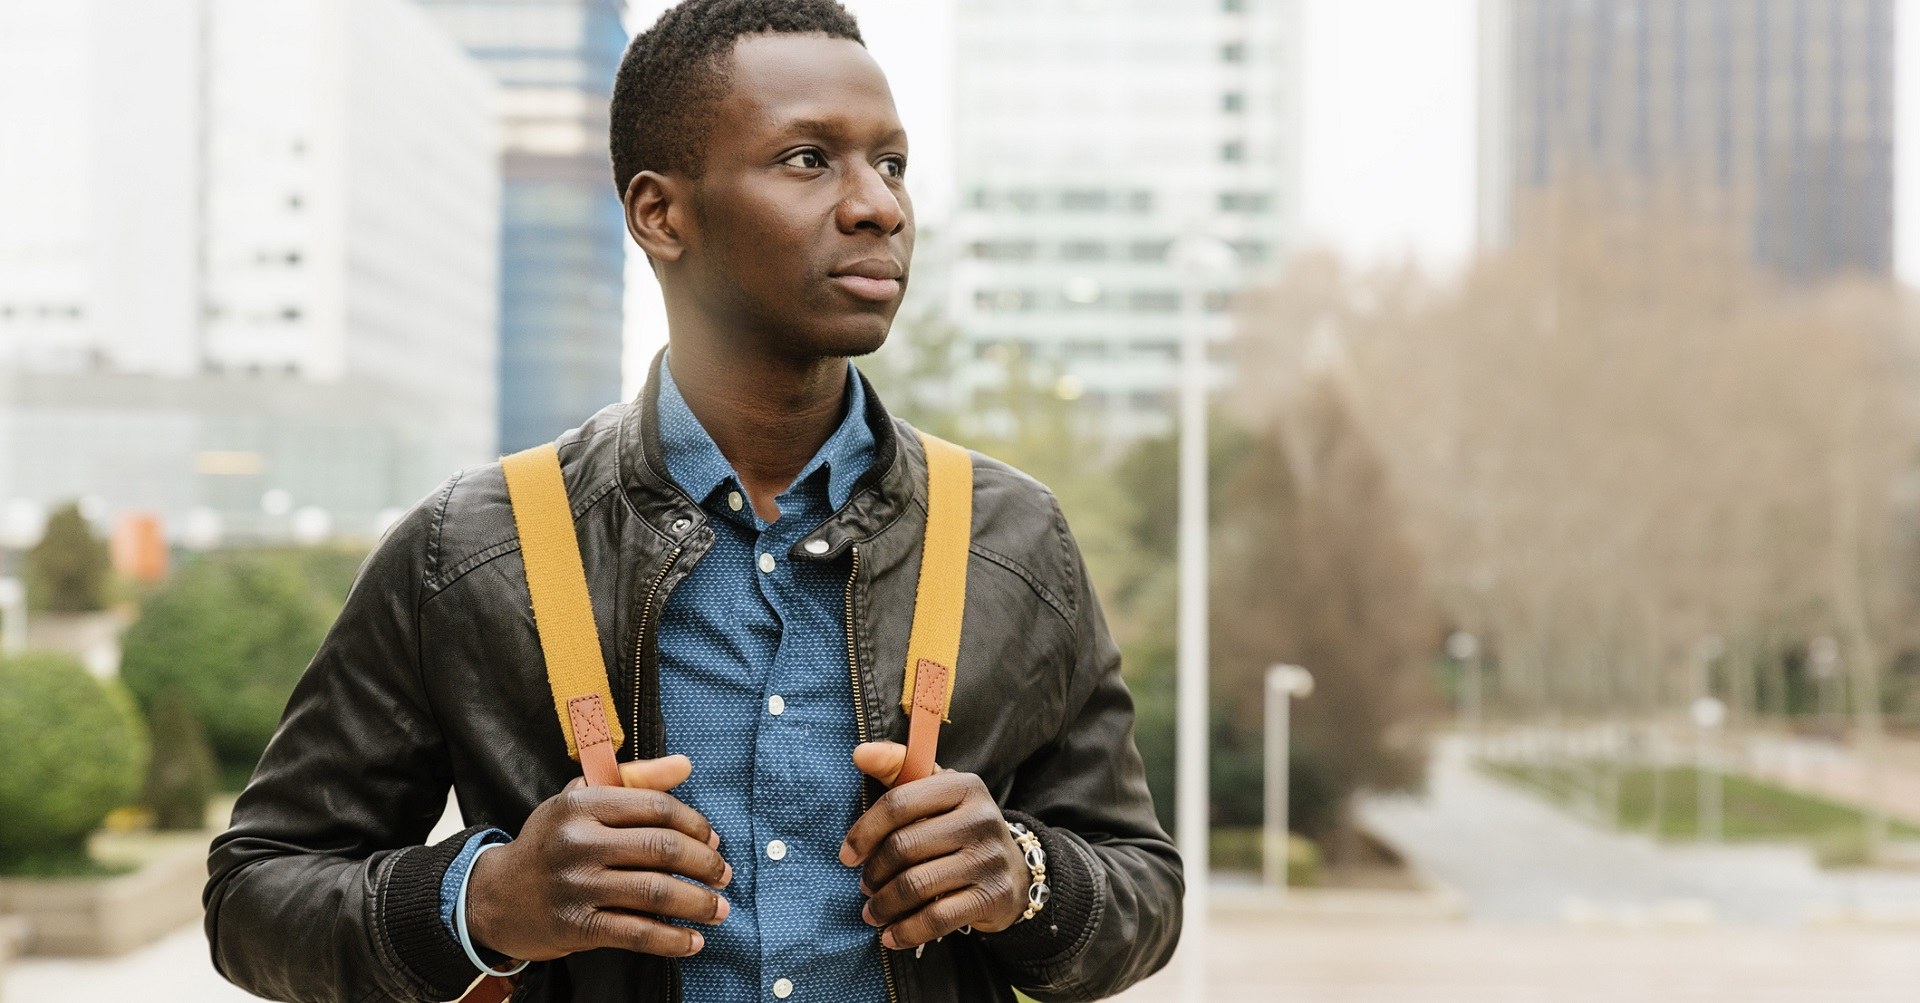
[
  {"left": 1112, "top": 921, "right": 1920, "bottom": 1002},
  {"left": 1361, "top": 740, "right": 1920, "bottom": 925}
]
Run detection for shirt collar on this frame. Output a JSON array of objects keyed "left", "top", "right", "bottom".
[{"left": 655, "top": 354, "right": 875, "bottom": 516}]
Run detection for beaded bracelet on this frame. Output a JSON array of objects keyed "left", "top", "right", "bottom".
[{"left": 1006, "top": 821, "right": 1050, "bottom": 922}]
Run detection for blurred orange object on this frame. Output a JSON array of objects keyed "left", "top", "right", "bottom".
[{"left": 112, "top": 513, "right": 169, "bottom": 584}]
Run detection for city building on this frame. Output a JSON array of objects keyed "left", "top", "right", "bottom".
[
  {"left": 1478, "top": 0, "right": 1894, "bottom": 281},
  {"left": 413, "top": 0, "right": 630, "bottom": 454},
  {"left": 948, "top": 0, "right": 1303, "bottom": 440},
  {"left": 0, "top": 0, "right": 499, "bottom": 545}
]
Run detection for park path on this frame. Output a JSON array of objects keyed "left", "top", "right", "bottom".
[{"left": 1359, "top": 739, "right": 1920, "bottom": 926}]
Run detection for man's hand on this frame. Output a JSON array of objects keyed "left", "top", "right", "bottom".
[
  {"left": 839, "top": 742, "right": 1031, "bottom": 951},
  {"left": 466, "top": 755, "right": 731, "bottom": 962}
]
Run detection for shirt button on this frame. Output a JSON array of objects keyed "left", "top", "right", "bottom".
[
  {"left": 768, "top": 694, "right": 786, "bottom": 716},
  {"left": 766, "top": 839, "right": 787, "bottom": 861},
  {"left": 728, "top": 491, "right": 745, "bottom": 512},
  {"left": 758, "top": 553, "right": 776, "bottom": 574},
  {"left": 804, "top": 538, "right": 829, "bottom": 555},
  {"left": 773, "top": 978, "right": 794, "bottom": 999}
]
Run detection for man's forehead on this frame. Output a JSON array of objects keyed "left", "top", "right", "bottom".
[{"left": 717, "top": 33, "right": 900, "bottom": 137}]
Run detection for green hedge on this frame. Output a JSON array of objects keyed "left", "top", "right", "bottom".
[
  {"left": 0, "top": 652, "right": 148, "bottom": 870},
  {"left": 119, "top": 554, "right": 334, "bottom": 780}
]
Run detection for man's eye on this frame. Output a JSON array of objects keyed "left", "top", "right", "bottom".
[
  {"left": 783, "top": 150, "right": 827, "bottom": 170},
  {"left": 879, "top": 157, "right": 906, "bottom": 179}
]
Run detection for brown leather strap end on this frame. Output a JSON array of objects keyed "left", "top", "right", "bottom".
[
  {"left": 897, "top": 659, "right": 949, "bottom": 786},
  {"left": 567, "top": 693, "right": 622, "bottom": 788},
  {"left": 459, "top": 974, "right": 518, "bottom": 1003}
]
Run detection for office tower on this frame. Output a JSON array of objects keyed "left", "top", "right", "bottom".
[
  {"left": 413, "top": 1, "right": 630, "bottom": 454},
  {"left": 1478, "top": 0, "right": 1894, "bottom": 280},
  {"left": 950, "top": 0, "right": 1303, "bottom": 440},
  {"left": 0, "top": 0, "right": 499, "bottom": 542}
]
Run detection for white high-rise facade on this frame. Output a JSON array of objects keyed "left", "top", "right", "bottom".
[
  {"left": 950, "top": 0, "right": 1302, "bottom": 439},
  {"left": 0, "top": 0, "right": 499, "bottom": 543}
]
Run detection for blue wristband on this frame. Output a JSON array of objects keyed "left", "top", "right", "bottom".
[{"left": 455, "top": 842, "right": 530, "bottom": 977}]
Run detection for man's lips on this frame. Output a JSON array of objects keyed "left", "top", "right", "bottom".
[
  {"left": 830, "top": 274, "right": 902, "bottom": 301},
  {"left": 829, "top": 259, "right": 904, "bottom": 302}
]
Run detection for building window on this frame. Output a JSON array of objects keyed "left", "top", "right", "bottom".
[
  {"left": 1218, "top": 191, "right": 1272, "bottom": 213},
  {"left": 1060, "top": 189, "right": 1109, "bottom": 211},
  {"left": 1222, "top": 91, "right": 1245, "bottom": 113},
  {"left": 975, "top": 289, "right": 1034, "bottom": 313},
  {"left": 1221, "top": 42, "right": 1246, "bottom": 63},
  {"left": 1129, "top": 190, "right": 1155, "bottom": 213},
  {"left": 1220, "top": 141, "right": 1245, "bottom": 162},
  {"left": 282, "top": 306, "right": 303, "bottom": 321},
  {"left": 970, "top": 240, "right": 1037, "bottom": 261},
  {"left": 1129, "top": 239, "right": 1171, "bottom": 262},
  {"left": 1128, "top": 290, "right": 1180, "bottom": 312},
  {"left": 1061, "top": 240, "right": 1108, "bottom": 261}
]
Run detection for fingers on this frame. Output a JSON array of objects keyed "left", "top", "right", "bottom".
[
  {"left": 879, "top": 885, "right": 1000, "bottom": 951},
  {"left": 572, "top": 785, "right": 719, "bottom": 850},
  {"left": 596, "top": 869, "right": 731, "bottom": 926},
  {"left": 597, "top": 826, "right": 732, "bottom": 888},
  {"left": 840, "top": 772, "right": 974, "bottom": 867},
  {"left": 862, "top": 852, "right": 976, "bottom": 928},
  {"left": 619, "top": 754, "right": 693, "bottom": 792},
  {"left": 578, "top": 910, "right": 708, "bottom": 958},
  {"left": 858, "top": 805, "right": 1004, "bottom": 894},
  {"left": 852, "top": 741, "right": 910, "bottom": 787}
]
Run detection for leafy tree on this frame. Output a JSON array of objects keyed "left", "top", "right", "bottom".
[
  {"left": 25, "top": 502, "right": 111, "bottom": 612},
  {"left": 142, "top": 689, "right": 218, "bottom": 831},
  {"left": 0, "top": 652, "right": 148, "bottom": 870},
  {"left": 120, "top": 554, "right": 334, "bottom": 781}
]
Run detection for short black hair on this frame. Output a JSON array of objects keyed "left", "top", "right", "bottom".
[{"left": 610, "top": 0, "right": 864, "bottom": 194}]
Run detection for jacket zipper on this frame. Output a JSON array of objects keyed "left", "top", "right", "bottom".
[
  {"left": 631, "top": 542, "right": 684, "bottom": 1003},
  {"left": 844, "top": 545, "right": 901, "bottom": 1003},
  {"left": 631, "top": 543, "right": 682, "bottom": 757}
]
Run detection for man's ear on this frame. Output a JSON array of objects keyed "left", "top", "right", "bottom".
[{"left": 625, "top": 170, "right": 687, "bottom": 264}]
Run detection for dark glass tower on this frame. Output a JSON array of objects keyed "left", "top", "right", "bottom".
[
  {"left": 1481, "top": 0, "right": 1894, "bottom": 282},
  {"left": 414, "top": 1, "right": 630, "bottom": 453}
]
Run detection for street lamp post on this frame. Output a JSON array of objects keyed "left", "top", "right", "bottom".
[
  {"left": 1264, "top": 664, "right": 1315, "bottom": 892},
  {"left": 1691, "top": 696, "right": 1726, "bottom": 842},
  {"left": 0, "top": 577, "right": 25, "bottom": 656},
  {"left": 1170, "top": 234, "right": 1234, "bottom": 1002},
  {"left": 1447, "top": 631, "right": 1482, "bottom": 752}
]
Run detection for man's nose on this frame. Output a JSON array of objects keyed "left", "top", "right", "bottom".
[{"left": 837, "top": 163, "right": 906, "bottom": 236}]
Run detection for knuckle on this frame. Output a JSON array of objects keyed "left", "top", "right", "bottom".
[{"left": 636, "top": 828, "right": 676, "bottom": 863}]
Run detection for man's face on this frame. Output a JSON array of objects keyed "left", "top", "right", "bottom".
[{"left": 670, "top": 33, "right": 913, "bottom": 360}]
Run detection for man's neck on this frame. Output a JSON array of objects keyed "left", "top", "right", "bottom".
[{"left": 665, "top": 338, "right": 850, "bottom": 521}]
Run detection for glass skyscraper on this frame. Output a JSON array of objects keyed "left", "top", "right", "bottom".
[
  {"left": 415, "top": 0, "right": 630, "bottom": 454},
  {"left": 1479, "top": 0, "right": 1894, "bottom": 282}
]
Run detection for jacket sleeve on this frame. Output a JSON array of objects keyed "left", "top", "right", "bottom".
[
  {"left": 204, "top": 481, "right": 491, "bottom": 1003},
  {"left": 979, "top": 501, "right": 1184, "bottom": 1001}
]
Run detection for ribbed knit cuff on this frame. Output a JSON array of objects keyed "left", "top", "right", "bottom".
[
  {"left": 979, "top": 811, "right": 1099, "bottom": 970},
  {"left": 380, "top": 823, "right": 499, "bottom": 1000}
]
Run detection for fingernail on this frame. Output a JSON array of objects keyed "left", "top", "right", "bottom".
[
  {"left": 838, "top": 844, "right": 857, "bottom": 866},
  {"left": 708, "top": 830, "right": 721, "bottom": 849},
  {"left": 859, "top": 878, "right": 874, "bottom": 896},
  {"left": 880, "top": 930, "right": 897, "bottom": 950},
  {"left": 713, "top": 897, "right": 730, "bottom": 922},
  {"left": 690, "top": 932, "right": 705, "bottom": 953},
  {"left": 862, "top": 903, "right": 878, "bottom": 927},
  {"left": 720, "top": 863, "right": 733, "bottom": 887}
]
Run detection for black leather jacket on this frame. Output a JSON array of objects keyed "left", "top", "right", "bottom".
[{"left": 204, "top": 360, "right": 1182, "bottom": 1002}]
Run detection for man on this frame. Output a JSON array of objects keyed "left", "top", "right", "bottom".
[{"left": 204, "top": 2, "right": 1181, "bottom": 1001}]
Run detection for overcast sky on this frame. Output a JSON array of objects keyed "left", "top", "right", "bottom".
[{"left": 624, "top": 0, "right": 1920, "bottom": 389}]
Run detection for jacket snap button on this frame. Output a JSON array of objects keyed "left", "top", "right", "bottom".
[{"left": 671, "top": 518, "right": 691, "bottom": 533}]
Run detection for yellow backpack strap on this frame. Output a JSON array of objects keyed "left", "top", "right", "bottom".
[
  {"left": 896, "top": 430, "right": 973, "bottom": 785},
  {"left": 501, "top": 443, "right": 624, "bottom": 788}
]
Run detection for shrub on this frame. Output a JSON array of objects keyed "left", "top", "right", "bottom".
[
  {"left": 0, "top": 652, "right": 148, "bottom": 870},
  {"left": 142, "top": 689, "right": 218, "bottom": 831},
  {"left": 119, "top": 554, "right": 333, "bottom": 780},
  {"left": 25, "top": 502, "right": 112, "bottom": 613}
]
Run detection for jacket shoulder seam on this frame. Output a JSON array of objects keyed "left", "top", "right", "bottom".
[
  {"left": 423, "top": 475, "right": 622, "bottom": 602},
  {"left": 968, "top": 541, "right": 1075, "bottom": 634}
]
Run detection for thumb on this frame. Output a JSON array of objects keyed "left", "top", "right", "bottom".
[
  {"left": 617, "top": 754, "right": 693, "bottom": 791},
  {"left": 852, "top": 742, "right": 912, "bottom": 787}
]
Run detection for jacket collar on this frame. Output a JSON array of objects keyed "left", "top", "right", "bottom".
[{"left": 618, "top": 347, "right": 913, "bottom": 556}]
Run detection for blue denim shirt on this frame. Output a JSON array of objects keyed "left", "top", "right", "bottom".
[{"left": 443, "top": 356, "right": 884, "bottom": 1003}]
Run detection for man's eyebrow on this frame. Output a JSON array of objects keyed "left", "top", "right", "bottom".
[{"left": 772, "top": 117, "right": 907, "bottom": 146}]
